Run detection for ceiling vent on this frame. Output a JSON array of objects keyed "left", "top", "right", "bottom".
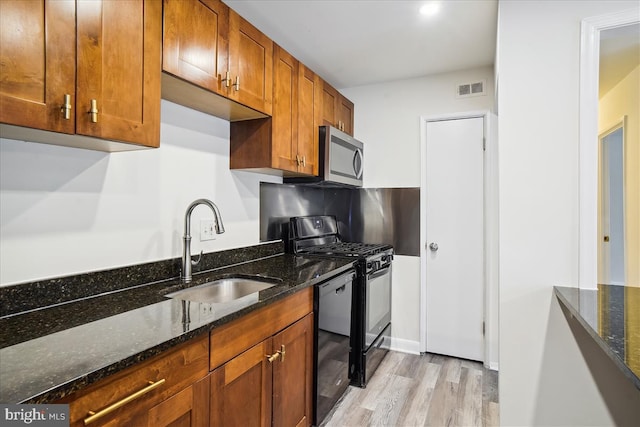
[{"left": 456, "top": 80, "right": 486, "bottom": 98}]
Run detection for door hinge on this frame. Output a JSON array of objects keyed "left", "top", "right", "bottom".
[
  {"left": 483, "top": 137, "right": 486, "bottom": 151},
  {"left": 482, "top": 321, "right": 486, "bottom": 336}
]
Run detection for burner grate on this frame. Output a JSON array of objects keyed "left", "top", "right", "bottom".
[{"left": 298, "top": 242, "right": 390, "bottom": 257}]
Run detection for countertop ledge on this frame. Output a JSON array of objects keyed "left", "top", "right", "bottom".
[
  {"left": 0, "top": 247, "right": 355, "bottom": 404},
  {"left": 554, "top": 285, "right": 640, "bottom": 390}
]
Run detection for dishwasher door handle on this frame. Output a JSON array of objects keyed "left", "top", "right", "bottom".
[{"left": 335, "top": 284, "right": 346, "bottom": 294}]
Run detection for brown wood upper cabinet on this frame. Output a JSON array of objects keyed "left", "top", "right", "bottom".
[
  {"left": 321, "top": 80, "right": 354, "bottom": 136},
  {"left": 162, "top": 0, "right": 272, "bottom": 118},
  {"left": 0, "top": 0, "right": 162, "bottom": 149},
  {"left": 227, "top": 9, "right": 273, "bottom": 116},
  {"left": 229, "top": 45, "right": 320, "bottom": 176},
  {"left": 163, "top": 0, "right": 229, "bottom": 97}
]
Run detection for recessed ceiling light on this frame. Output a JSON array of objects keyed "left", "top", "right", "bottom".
[{"left": 419, "top": 2, "right": 440, "bottom": 17}]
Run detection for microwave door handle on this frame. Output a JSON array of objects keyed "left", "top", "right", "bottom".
[{"left": 353, "top": 148, "right": 363, "bottom": 179}]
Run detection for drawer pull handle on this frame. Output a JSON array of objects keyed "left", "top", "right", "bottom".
[{"left": 83, "top": 378, "right": 166, "bottom": 425}]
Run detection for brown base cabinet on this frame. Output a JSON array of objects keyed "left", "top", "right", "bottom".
[
  {"left": 209, "top": 287, "right": 314, "bottom": 427},
  {"left": 58, "top": 288, "right": 314, "bottom": 427},
  {"left": 60, "top": 334, "right": 210, "bottom": 427},
  {"left": 211, "top": 314, "right": 313, "bottom": 427},
  {"left": 147, "top": 376, "right": 210, "bottom": 427}
]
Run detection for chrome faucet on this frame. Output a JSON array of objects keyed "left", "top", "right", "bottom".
[{"left": 182, "top": 199, "right": 225, "bottom": 283}]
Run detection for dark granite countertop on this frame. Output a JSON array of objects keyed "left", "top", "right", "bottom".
[
  {"left": 554, "top": 285, "right": 640, "bottom": 390},
  {"left": 0, "top": 245, "right": 355, "bottom": 403}
]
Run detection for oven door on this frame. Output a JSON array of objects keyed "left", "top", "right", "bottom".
[{"left": 365, "top": 263, "right": 392, "bottom": 349}]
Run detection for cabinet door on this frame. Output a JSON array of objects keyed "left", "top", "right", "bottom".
[
  {"left": 0, "top": 0, "right": 75, "bottom": 133},
  {"left": 297, "top": 64, "right": 320, "bottom": 176},
  {"left": 146, "top": 377, "right": 209, "bottom": 427},
  {"left": 76, "top": 0, "right": 161, "bottom": 147},
  {"left": 163, "top": 0, "right": 228, "bottom": 96},
  {"left": 210, "top": 340, "right": 272, "bottom": 427},
  {"left": 228, "top": 10, "right": 273, "bottom": 115},
  {"left": 272, "top": 44, "right": 298, "bottom": 173},
  {"left": 321, "top": 81, "right": 338, "bottom": 129},
  {"left": 338, "top": 95, "right": 354, "bottom": 136},
  {"left": 272, "top": 314, "right": 314, "bottom": 427}
]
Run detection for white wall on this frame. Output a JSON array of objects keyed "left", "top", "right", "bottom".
[
  {"left": 341, "top": 67, "right": 495, "bottom": 355},
  {"left": 498, "top": 1, "right": 640, "bottom": 425},
  {"left": 0, "top": 100, "right": 281, "bottom": 285},
  {"left": 342, "top": 67, "right": 495, "bottom": 188}
]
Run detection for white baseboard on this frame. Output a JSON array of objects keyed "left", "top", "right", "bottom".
[
  {"left": 388, "top": 337, "right": 421, "bottom": 355},
  {"left": 387, "top": 337, "right": 499, "bottom": 372}
]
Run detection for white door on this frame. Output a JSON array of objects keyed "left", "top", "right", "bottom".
[
  {"left": 599, "top": 127, "right": 625, "bottom": 284},
  {"left": 425, "top": 117, "right": 484, "bottom": 361}
]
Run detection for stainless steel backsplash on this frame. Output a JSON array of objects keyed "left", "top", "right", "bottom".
[{"left": 260, "top": 183, "right": 420, "bottom": 256}]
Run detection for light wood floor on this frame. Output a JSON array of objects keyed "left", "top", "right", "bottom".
[{"left": 322, "top": 351, "right": 499, "bottom": 427}]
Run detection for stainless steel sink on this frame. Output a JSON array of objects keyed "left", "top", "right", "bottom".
[{"left": 165, "top": 278, "right": 276, "bottom": 304}]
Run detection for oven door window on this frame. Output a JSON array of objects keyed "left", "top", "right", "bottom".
[{"left": 365, "top": 264, "right": 392, "bottom": 349}]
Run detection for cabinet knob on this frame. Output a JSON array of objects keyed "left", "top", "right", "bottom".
[
  {"left": 61, "top": 94, "right": 72, "bottom": 120},
  {"left": 89, "top": 99, "right": 99, "bottom": 123}
]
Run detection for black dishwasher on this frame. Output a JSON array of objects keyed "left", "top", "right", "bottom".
[{"left": 314, "top": 269, "right": 356, "bottom": 426}]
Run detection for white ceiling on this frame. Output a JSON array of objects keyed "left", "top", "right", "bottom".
[{"left": 224, "top": 0, "right": 498, "bottom": 89}]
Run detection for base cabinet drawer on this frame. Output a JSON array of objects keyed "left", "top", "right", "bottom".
[{"left": 60, "top": 334, "right": 209, "bottom": 427}]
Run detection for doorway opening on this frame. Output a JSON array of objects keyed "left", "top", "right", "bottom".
[
  {"left": 599, "top": 121, "right": 626, "bottom": 285},
  {"left": 419, "top": 111, "right": 499, "bottom": 370}
]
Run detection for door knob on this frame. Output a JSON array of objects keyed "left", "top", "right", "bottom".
[{"left": 429, "top": 242, "right": 438, "bottom": 252}]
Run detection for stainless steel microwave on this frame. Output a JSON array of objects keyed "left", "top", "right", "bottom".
[
  {"left": 284, "top": 125, "right": 364, "bottom": 187},
  {"left": 320, "top": 125, "right": 363, "bottom": 186}
]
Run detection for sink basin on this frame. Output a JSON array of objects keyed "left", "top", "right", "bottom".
[{"left": 165, "top": 278, "right": 276, "bottom": 304}]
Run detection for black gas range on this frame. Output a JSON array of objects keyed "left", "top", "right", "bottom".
[{"left": 287, "top": 216, "right": 393, "bottom": 405}]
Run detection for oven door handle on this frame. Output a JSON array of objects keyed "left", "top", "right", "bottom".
[{"left": 368, "top": 264, "right": 391, "bottom": 280}]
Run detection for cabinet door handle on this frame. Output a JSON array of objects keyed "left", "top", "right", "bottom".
[
  {"left": 83, "top": 379, "right": 166, "bottom": 425},
  {"left": 277, "top": 344, "right": 285, "bottom": 362},
  {"left": 222, "top": 70, "right": 231, "bottom": 88},
  {"left": 61, "top": 94, "right": 72, "bottom": 120},
  {"left": 266, "top": 351, "right": 280, "bottom": 363},
  {"left": 233, "top": 75, "right": 240, "bottom": 91},
  {"left": 301, "top": 156, "right": 306, "bottom": 167},
  {"left": 89, "top": 99, "right": 98, "bottom": 123}
]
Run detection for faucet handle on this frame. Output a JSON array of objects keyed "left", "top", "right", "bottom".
[{"left": 191, "top": 250, "right": 203, "bottom": 267}]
